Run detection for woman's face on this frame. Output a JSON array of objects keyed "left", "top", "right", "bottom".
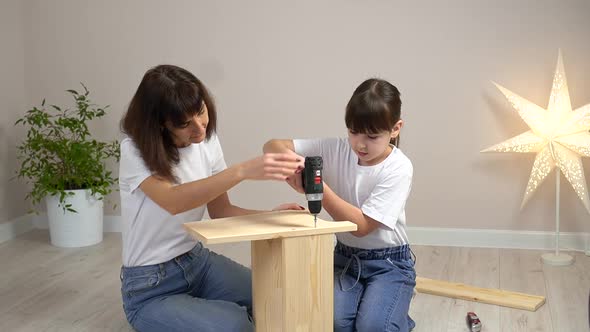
[{"left": 165, "top": 104, "right": 209, "bottom": 147}]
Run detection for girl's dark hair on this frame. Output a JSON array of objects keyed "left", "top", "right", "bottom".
[
  {"left": 345, "top": 78, "right": 402, "bottom": 146},
  {"left": 121, "top": 64, "right": 217, "bottom": 182}
]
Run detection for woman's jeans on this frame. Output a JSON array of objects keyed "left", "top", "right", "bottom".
[
  {"left": 120, "top": 242, "right": 253, "bottom": 332},
  {"left": 334, "top": 242, "right": 417, "bottom": 332}
]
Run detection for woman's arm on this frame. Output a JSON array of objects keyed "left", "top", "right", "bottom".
[
  {"left": 140, "top": 153, "right": 300, "bottom": 215},
  {"left": 206, "top": 192, "right": 261, "bottom": 218}
]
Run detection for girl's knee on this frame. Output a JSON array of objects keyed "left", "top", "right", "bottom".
[
  {"left": 334, "top": 317, "right": 354, "bottom": 332},
  {"left": 356, "top": 312, "right": 410, "bottom": 332}
]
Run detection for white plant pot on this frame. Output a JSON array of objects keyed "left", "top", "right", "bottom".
[{"left": 46, "top": 189, "right": 104, "bottom": 248}]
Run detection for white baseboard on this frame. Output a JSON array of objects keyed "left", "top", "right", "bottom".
[
  {"left": 0, "top": 214, "right": 35, "bottom": 244},
  {"left": 1, "top": 214, "right": 589, "bottom": 254},
  {"left": 32, "top": 214, "right": 122, "bottom": 232},
  {"left": 407, "top": 226, "right": 590, "bottom": 254}
]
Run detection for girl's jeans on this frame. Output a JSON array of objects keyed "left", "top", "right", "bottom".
[
  {"left": 334, "top": 242, "right": 416, "bottom": 332},
  {"left": 120, "top": 242, "right": 253, "bottom": 332}
]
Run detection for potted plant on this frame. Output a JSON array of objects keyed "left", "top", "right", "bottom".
[{"left": 15, "top": 84, "right": 120, "bottom": 247}]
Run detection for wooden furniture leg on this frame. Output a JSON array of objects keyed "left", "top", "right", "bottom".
[{"left": 252, "top": 234, "right": 333, "bottom": 332}]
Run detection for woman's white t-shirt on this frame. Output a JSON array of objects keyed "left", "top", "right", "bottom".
[
  {"left": 119, "top": 135, "right": 226, "bottom": 267},
  {"left": 294, "top": 137, "right": 413, "bottom": 249}
]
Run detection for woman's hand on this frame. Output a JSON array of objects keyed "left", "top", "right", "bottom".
[
  {"left": 239, "top": 151, "right": 304, "bottom": 181},
  {"left": 272, "top": 203, "right": 306, "bottom": 211}
]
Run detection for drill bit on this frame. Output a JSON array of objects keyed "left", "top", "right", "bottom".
[{"left": 314, "top": 214, "right": 317, "bottom": 228}]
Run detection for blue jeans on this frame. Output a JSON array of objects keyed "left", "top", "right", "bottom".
[
  {"left": 120, "top": 242, "right": 253, "bottom": 332},
  {"left": 334, "top": 242, "right": 416, "bottom": 332}
]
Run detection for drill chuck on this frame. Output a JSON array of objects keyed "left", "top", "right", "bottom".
[
  {"left": 306, "top": 200, "right": 322, "bottom": 215},
  {"left": 302, "top": 156, "right": 323, "bottom": 214}
]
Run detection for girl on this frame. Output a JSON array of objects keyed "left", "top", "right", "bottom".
[
  {"left": 264, "top": 78, "right": 416, "bottom": 332},
  {"left": 119, "top": 64, "right": 303, "bottom": 332}
]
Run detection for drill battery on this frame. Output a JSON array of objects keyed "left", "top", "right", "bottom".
[{"left": 466, "top": 312, "right": 482, "bottom": 332}]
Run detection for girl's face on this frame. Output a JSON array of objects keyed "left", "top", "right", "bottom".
[
  {"left": 165, "top": 104, "right": 209, "bottom": 147},
  {"left": 348, "top": 120, "right": 402, "bottom": 166}
]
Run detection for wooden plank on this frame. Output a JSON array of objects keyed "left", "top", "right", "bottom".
[
  {"left": 416, "top": 277, "right": 546, "bottom": 312},
  {"left": 252, "top": 238, "right": 284, "bottom": 331},
  {"left": 252, "top": 234, "right": 334, "bottom": 332},
  {"left": 282, "top": 235, "right": 333, "bottom": 331},
  {"left": 184, "top": 210, "right": 356, "bottom": 244}
]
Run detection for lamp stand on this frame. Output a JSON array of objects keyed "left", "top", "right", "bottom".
[{"left": 541, "top": 170, "right": 574, "bottom": 266}]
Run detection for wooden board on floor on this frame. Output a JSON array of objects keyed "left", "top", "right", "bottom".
[
  {"left": 416, "top": 277, "right": 546, "bottom": 311},
  {"left": 183, "top": 210, "right": 356, "bottom": 244}
]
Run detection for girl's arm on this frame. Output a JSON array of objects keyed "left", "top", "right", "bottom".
[
  {"left": 322, "top": 183, "right": 381, "bottom": 237},
  {"left": 268, "top": 138, "right": 380, "bottom": 236},
  {"left": 263, "top": 139, "right": 295, "bottom": 153},
  {"left": 140, "top": 153, "right": 300, "bottom": 215},
  {"left": 284, "top": 169, "right": 381, "bottom": 237}
]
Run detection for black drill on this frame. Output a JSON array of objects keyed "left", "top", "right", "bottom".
[{"left": 301, "top": 156, "right": 323, "bottom": 227}]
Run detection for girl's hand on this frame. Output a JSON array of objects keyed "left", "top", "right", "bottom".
[
  {"left": 285, "top": 170, "right": 305, "bottom": 193},
  {"left": 272, "top": 203, "right": 306, "bottom": 211},
  {"left": 239, "top": 152, "right": 303, "bottom": 181}
]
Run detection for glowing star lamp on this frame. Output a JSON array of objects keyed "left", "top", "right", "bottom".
[{"left": 482, "top": 50, "right": 590, "bottom": 266}]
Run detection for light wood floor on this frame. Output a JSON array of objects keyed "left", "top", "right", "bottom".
[{"left": 0, "top": 230, "right": 588, "bottom": 332}]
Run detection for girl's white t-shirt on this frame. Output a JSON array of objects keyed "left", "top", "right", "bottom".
[
  {"left": 294, "top": 137, "right": 413, "bottom": 249},
  {"left": 119, "top": 135, "right": 226, "bottom": 267}
]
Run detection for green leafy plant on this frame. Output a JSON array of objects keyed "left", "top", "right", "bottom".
[{"left": 14, "top": 83, "right": 120, "bottom": 213}]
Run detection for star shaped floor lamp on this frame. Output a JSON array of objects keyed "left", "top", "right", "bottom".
[{"left": 482, "top": 50, "right": 590, "bottom": 266}]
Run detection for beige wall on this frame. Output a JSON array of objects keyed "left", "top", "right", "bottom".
[
  {"left": 6, "top": 0, "right": 590, "bottom": 231},
  {"left": 0, "top": 0, "right": 28, "bottom": 223}
]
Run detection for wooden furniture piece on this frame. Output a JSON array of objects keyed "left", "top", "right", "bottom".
[
  {"left": 416, "top": 277, "right": 546, "bottom": 311},
  {"left": 184, "top": 210, "right": 357, "bottom": 331}
]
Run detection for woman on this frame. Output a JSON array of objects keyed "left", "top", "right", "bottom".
[{"left": 119, "top": 64, "right": 303, "bottom": 332}]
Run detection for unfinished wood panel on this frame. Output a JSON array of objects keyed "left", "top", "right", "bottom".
[
  {"left": 283, "top": 234, "right": 333, "bottom": 331},
  {"left": 252, "top": 234, "right": 333, "bottom": 332},
  {"left": 543, "top": 251, "right": 590, "bottom": 332},
  {"left": 252, "top": 239, "right": 284, "bottom": 331},
  {"left": 499, "top": 249, "right": 552, "bottom": 332},
  {"left": 416, "top": 277, "right": 545, "bottom": 311},
  {"left": 184, "top": 210, "right": 356, "bottom": 244}
]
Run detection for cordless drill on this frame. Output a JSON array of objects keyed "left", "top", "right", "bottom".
[{"left": 301, "top": 156, "right": 323, "bottom": 227}]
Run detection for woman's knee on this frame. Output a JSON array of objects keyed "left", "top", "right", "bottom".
[
  {"left": 198, "top": 303, "right": 253, "bottom": 332},
  {"left": 219, "top": 309, "right": 253, "bottom": 332}
]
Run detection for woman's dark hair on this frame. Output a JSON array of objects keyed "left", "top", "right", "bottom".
[
  {"left": 345, "top": 78, "right": 402, "bottom": 146},
  {"left": 121, "top": 64, "right": 217, "bottom": 182}
]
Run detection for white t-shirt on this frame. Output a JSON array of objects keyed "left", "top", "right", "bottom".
[
  {"left": 119, "top": 135, "right": 227, "bottom": 267},
  {"left": 294, "top": 137, "right": 413, "bottom": 249}
]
